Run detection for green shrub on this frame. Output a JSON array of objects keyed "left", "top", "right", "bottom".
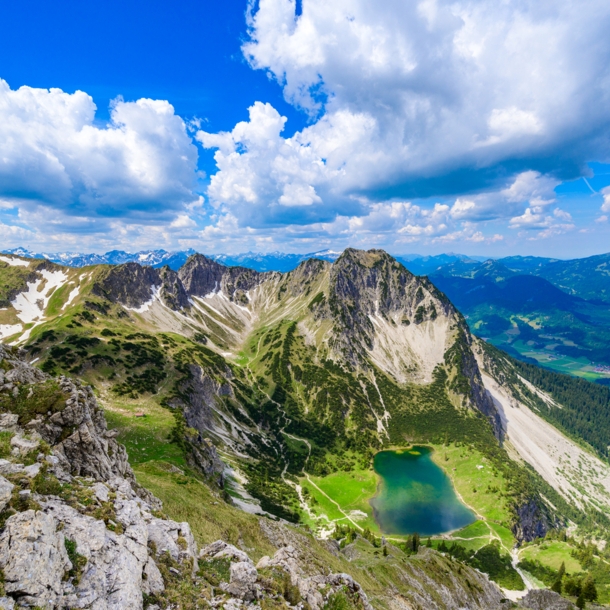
[
  {"left": 282, "top": 573, "right": 301, "bottom": 605},
  {"left": 64, "top": 538, "right": 87, "bottom": 584},
  {"left": 198, "top": 557, "right": 231, "bottom": 586},
  {"left": 0, "top": 432, "right": 13, "bottom": 458},
  {"left": 324, "top": 592, "right": 352, "bottom": 610}
]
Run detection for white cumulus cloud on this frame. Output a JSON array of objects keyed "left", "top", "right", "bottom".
[
  {"left": 0, "top": 80, "right": 199, "bottom": 226},
  {"left": 191, "top": 0, "right": 610, "bottom": 245}
]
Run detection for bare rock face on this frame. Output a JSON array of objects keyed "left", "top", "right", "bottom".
[
  {"left": 512, "top": 498, "right": 552, "bottom": 543},
  {"left": 93, "top": 262, "right": 160, "bottom": 309},
  {"left": 28, "top": 376, "right": 133, "bottom": 482},
  {"left": 142, "top": 557, "right": 165, "bottom": 596},
  {"left": 0, "top": 345, "right": 204, "bottom": 609},
  {"left": 169, "top": 364, "right": 228, "bottom": 485},
  {"left": 178, "top": 253, "right": 271, "bottom": 301},
  {"left": 0, "top": 510, "right": 70, "bottom": 607},
  {"left": 92, "top": 262, "right": 190, "bottom": 311},
  {"left": 0, "top": 480, "right": 201, "bottom": 609},
  {"left": 157, "top": 265, "right": 191, "bottom": 310},
  {"left": 520, "top": 589, "right": 576, "bottom": 609}
]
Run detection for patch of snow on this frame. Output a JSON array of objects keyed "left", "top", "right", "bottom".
[
  {"left": 11, "top": 269, "right": 68, "bottom": 324},
  {"left": 0, "top": 256, "right": 29, "bottom": 267},
  {"left": 0, "top": 324, "right": 22, "bottom": 340},
  {"left": 14, "top": 326, "right": 34, "bottom": 344},
  {"left": 125, "top": 285, "right": 160, "bottom": 313},
  {"left": 62, "top": 285, "right": 80, "bottom": 310}
]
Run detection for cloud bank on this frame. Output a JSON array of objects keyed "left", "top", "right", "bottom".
[
  {"left": 0, "top": 80, "right": 199, "bottom": 230},
  {"left": 1, "top": 0, "right": 610, "bottom": 253},
  {"left": 195, "top": 0, "right": 610, "bottom": 248}
]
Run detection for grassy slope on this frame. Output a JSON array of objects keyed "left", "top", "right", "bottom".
[
  {"left": 0, "top": 260, "right": 34, "bottom": 306},
  {"left": 7, "top": 260, "right": 610, "bottom": 599},
  {"left": 519, "top": 541, "right": 582, "bottom": 573}
]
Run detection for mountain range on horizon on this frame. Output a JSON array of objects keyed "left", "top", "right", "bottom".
[{"left": 2, "top": 246, "right": 492, "bottom": 274}]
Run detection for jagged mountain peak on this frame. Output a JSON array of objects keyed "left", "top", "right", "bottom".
[{"left": 178, "top": 253, "right": 274, "bottom": 301}]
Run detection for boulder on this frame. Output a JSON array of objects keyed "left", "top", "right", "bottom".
[
  {"left": 0, "top": 460, "right": 23, "bottom": 476},
  {"left": 222, "top": 561, "right": 259, "bottom": 601},
  {"left": 10, "top": 434, "right": 39, "bottom": 455},
  {"left": 520, "top": 589, "right": 576, "bottom": 609},
  {"left": 201, "top": 540, "right": 252, "bottom": 564},
  {"left": 23, "top": 462, "right": 42, "bottom": 478},
  {"left": 0, "top": 475, "right": 13, "bottom": 512},
  {"left": 0, "top": 414, "right": 18, "bottom": 432},
  {"left": 147, "top": 517, "right": 198, "bottom": 576}
]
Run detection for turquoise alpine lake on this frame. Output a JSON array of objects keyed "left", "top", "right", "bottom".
[{"left": 370, "top": 447, "right": 476, "bottom": 536}]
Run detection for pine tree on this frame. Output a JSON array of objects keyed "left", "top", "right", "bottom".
[
  {"left": 551, "top": 578, "right": 562, "bottom": 594},
  {"left": 564, "top": 575, "right": 582, "bottom": 597},
  {"left": 582, "top": 575, "right": 598, "bottom": 602},
  {"left": 412, "top": 533, "right": 420, "bottom": 552},
  {"left": 576, "top": 592, "right": 586, "bottom": 609},
  {"left": 558, "top": 561, "right": 566, "bottom": 580},
  {"left": 426, "top": 537, "right": 432, "bottom": 548},
  {"left": 405, "top": 535, "right": 413, "bottom": 553}
]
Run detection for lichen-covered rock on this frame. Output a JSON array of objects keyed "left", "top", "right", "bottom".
[
  {"left": 146, "top": 517, "right": 198, "bottom": 576},
  {"left": 520, "top": 589, "right": 575, "bottom": 609},
  {"left": 0, "top": 475, "right": 13, "bottom": 512},
  {"left": 0, "top": 510, "right": 70, "bottom": 608},
  {"left": 142, "top": 557, "right": 165, "bottom": 596},
  {"left": 223, "top": 561, "right": 259, "bottom": 601},
  {"left": 200, "top": 540, "right": 252, "bottom": 564}
]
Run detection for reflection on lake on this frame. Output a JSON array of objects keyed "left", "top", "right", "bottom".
[{"left": 370, "top": 447, "right": 475, "bottom": 536}]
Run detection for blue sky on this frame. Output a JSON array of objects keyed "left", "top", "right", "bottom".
[{"left": 0, "top": 0, "right": 609, "bottom": 257}]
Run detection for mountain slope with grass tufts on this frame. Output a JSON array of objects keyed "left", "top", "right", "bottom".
[{"left": 2, "top": 248, "right": 610, "bottom": 606}]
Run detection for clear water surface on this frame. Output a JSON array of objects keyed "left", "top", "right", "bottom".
[{"left": 370, "top": 447, "right": 475, "bottom": 536}]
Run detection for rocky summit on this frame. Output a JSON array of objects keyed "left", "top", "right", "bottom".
[{"left": 0, "top": 248, "right": 610, "bottom": 608}]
